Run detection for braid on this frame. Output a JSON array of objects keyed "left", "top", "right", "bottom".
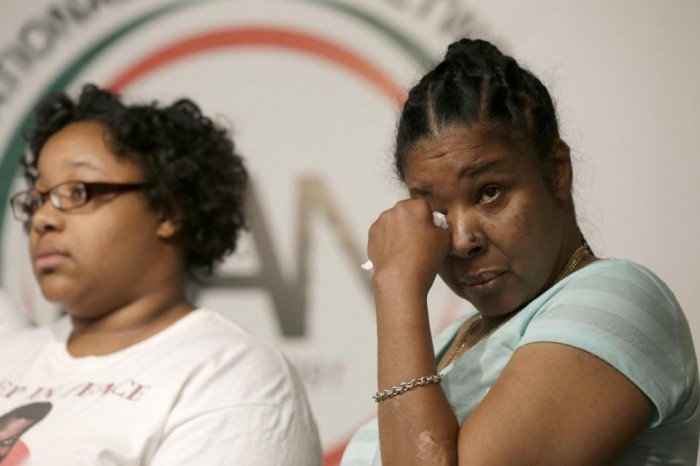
[{"left": 395, "top": 38, "right": 560, "bottom": 180}]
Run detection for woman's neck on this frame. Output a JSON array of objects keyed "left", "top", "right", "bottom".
[{"left": 66, "top": 291, "right": 195, "bottom": 357}]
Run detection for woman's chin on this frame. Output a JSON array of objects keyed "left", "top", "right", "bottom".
[{"left": 36, "top": 278, "right": 79, "bottom": 310}]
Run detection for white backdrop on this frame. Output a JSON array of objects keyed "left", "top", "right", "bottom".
[{"left": 0, "top": 1, "right": 698, "bottom": 463}]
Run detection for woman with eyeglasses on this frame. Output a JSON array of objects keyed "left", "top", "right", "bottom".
[{"left": 4, "top": 84, "right": 321, "bottom": 464}]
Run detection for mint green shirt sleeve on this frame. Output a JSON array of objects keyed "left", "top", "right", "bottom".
[{"left": 517, "top": 260, "right": 698, "bottom": 428}]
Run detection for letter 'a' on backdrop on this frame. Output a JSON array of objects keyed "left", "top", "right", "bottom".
[{"left": 0, "top": 1, "right": 698, "bottom": 464}]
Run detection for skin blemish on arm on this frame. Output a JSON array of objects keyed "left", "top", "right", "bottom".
[{"left": 416, "top": 430, "right": 455, "bottom": 466}]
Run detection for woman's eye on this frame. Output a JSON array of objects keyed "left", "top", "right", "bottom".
[
  {"left": 68, "top": 185, "right": 86, "bottom": 199},
  {"left": 479, "top": 185, "right": 500, "bottom": 203}
]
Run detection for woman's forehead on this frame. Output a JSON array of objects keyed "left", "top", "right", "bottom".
[
  {"left": 36, "top": 121, "right": 142, "bottom": 182},
  {"left": 404, "top": 128, "right": 526, "bottom": 181}
]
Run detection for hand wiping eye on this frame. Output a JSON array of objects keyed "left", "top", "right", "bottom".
[{"left": 361, "top": 212, "right": 448, "bottom": 270}]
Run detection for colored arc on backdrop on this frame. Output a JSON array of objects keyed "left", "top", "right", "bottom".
[{"left": 108, "top": 27, "right": 406, "bottom": 106}]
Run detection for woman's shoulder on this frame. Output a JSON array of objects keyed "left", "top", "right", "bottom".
[
  {"left": 574, "top": 257, "right": 664, "bottom": 281},
  {"left": 0, "top": 320, "right": 58, "bottom": 346},
  {"left": 157, "top": 309, "right": 305, "bottom": 401},
  {"left": 163, "top": 309, "right": 292, "bottom": 371},
  {"left": 157, "top": 310, "right": 320, "bottom": 463},
  {"left": 0, "top": 321, "right": 61, "bottom": 369},
  {"left": 529, "top": 257, "right": 693, "bottom": 373},
  {"left": 563, "top": 258, "right": 679, "bottom": 308},
  {"left": 525, "top": 258, "right": 698, "bottom": 428}
]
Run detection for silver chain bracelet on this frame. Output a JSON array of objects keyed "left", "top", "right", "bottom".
[{"left": 372, "top": 374, "right": 443, "bottom": 402}]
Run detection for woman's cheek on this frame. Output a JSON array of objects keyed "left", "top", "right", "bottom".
[
  {"left": 437, "top": 262, "right": 461, "bottom": 296},
  {"left": 492, "top": 201, "right": 536, "bottom": 243}
]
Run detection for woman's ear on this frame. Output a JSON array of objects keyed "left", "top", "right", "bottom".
[
  {"left": 551, "top": 138, "right": 573, "bottom": 201},
  {"left": 156, "top": 216, "right": 180, "bottom": 240}
]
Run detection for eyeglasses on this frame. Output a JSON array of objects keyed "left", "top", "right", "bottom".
[{"left": 9, "top": 181, "right": 152, "bottom": 222}]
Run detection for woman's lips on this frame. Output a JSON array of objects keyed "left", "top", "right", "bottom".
[
  {"left": 462, "top": 271, "right": 506, "bottom": 294},
  {"left": 33, "top": 246, "right": 69, "bottom": 272}
]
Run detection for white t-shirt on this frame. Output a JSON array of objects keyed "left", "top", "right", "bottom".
[
  {"left": 0, "top": 289, "right": 31, "bottom": 334},
  {"left": 0, "top": 308, "right": 321, "bottom": 465}
]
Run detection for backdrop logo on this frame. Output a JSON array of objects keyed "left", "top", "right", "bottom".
[{"left": 0, "top": 0, "right": 478, "bottom": 462}]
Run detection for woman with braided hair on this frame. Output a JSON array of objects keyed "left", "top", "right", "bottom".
[{"left": 342, "top": 39, "right": 699, "bottom": 465}]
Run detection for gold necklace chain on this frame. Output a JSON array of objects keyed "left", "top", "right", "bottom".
[
  {"left": 437, "top": 243, "right": 590, "bottom": 373},
  {"left": 553, "top": 243, "right": 589, "bottom": 284},
  {"left": 437, "top": 314, "right": 508, "bottom": 372}
]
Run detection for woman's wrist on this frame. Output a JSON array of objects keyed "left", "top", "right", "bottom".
[
  {"left": 368, "top": 258, "right": 443, "bottom": 298},
  {"left": 372, "top": 266, "right": 432, "bottom": 298},
  {"left": 373, "top": 285, "right": 431, "bottom": 325}
]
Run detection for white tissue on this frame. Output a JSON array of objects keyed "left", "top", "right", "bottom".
[
  {"left": 362, "top": 211, "right": 448, "bottom": 270},
  {"left": 432, "top": 211, "right": 448, "bottom": 230}
]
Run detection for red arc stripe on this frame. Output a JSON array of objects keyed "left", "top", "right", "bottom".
[{"left": 109, "top": 26, "right": 406, "bottom": 107}]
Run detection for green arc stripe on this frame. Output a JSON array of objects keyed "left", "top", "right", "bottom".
[
  {"left": 301, "top": 0, "right": 433, "bottom": 67},
  {"left": 0, "top": 0, "right": 433, "bottom": 283}
]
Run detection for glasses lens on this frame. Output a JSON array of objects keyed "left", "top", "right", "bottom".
[
  {"left": 52, "top": 182, "right": 87, "bottom": 210},
  {"left": 10, "top": 192, "right": 36, "bottom": 221}
]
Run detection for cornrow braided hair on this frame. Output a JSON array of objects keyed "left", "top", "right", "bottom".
[{"left": 395, "top": 38, "right": 560, "bottom": 182}]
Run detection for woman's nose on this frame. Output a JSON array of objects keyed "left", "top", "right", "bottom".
[
  {"left": 448, "top": 212, "right": 485, "bottom": 258},
  {"left": 30, "top": 201, "right": 63, "bottom": 235}
]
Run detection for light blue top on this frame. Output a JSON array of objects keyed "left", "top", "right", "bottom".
[{"left": 341, "top": 259, "right": 700, "bottom": 465}]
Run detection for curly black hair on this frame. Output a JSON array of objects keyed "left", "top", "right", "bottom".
[{"left": 21, "top": 83, "right": 248, "bottom": 277}]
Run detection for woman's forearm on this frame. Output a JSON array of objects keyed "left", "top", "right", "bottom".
[{"left": 374, "top": 279, "right": 459, "bottom": 465}]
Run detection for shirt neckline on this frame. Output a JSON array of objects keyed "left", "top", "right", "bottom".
[{"left": 49, "top": 308, "right": 209, "bottom": 367}]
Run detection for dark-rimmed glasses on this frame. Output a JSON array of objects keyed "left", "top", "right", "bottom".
[{"left": 9, "top": 181, "right": 152, "bottom": 222}]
